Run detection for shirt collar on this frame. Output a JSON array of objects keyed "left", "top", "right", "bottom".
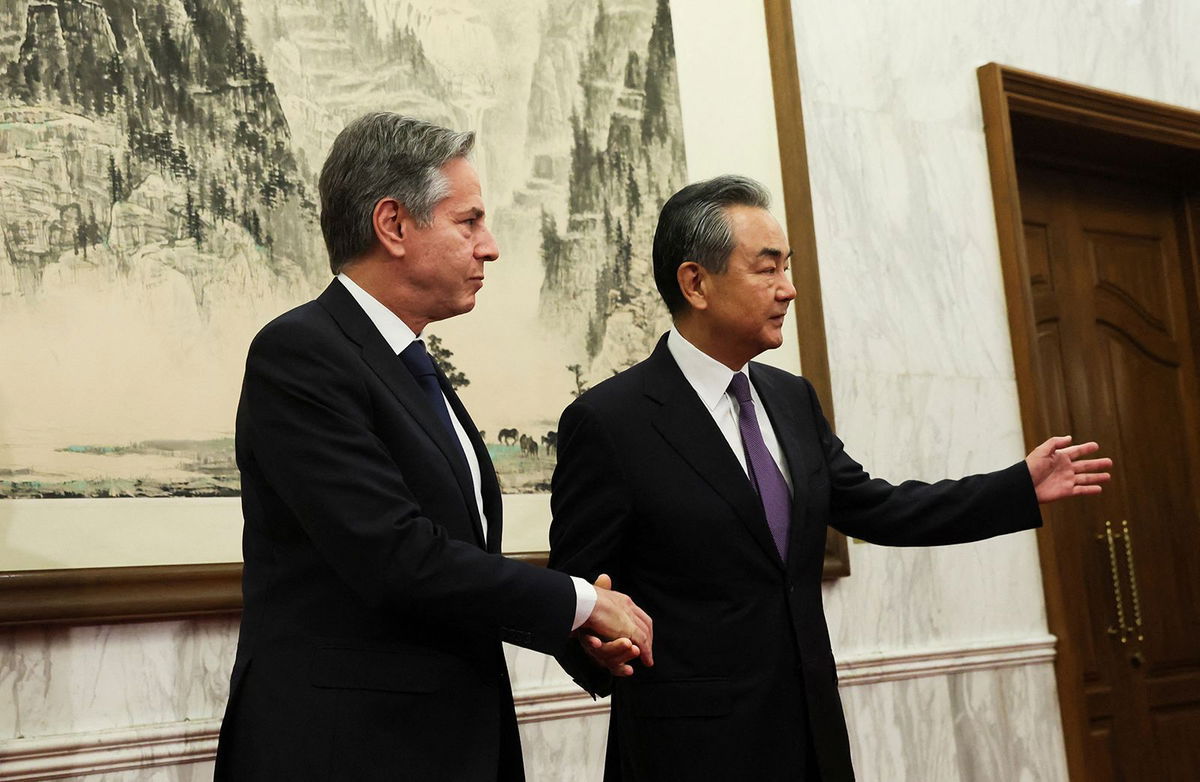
[
  {"left": 666, "top": 326, "right": 749, "bottom": 413},
  {"left": 337, "top": 273, "right": 419, "bottom": 355}
]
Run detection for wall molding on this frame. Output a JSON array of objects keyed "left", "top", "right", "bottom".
[
  {"left": 835, "top": 635, "right": 1057, "bottom": 687},
  {"left": 0, "top": 719, "right": 221, "bottom": 782},
  {"left": 514, "top": 684, "right": 612, "bottom": 725},
  {"left": 0, "top": 636, "right": 1057, "bottom": 780}
]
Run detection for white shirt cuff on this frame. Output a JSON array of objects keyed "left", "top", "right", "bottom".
[{"left": 570, "top": 576, "right": 598, "bottom": 631}]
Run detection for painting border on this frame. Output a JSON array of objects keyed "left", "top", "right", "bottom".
[
  {"left": 0, "top": 0, "right": 844, "bottom": 627},
  {"left": 764, "top": 0, "right": 849, "bottom": 580}
]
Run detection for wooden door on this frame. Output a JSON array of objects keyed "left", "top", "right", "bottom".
[{"left": 1020, "top": 164, "right": 1200, "bottom": 781}]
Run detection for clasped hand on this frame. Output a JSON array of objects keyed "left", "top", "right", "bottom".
[{"left": 578, "top": 573, "right": 653, "bottom": 677}]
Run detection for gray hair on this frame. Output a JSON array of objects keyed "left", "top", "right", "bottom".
[
  {"left": 318, "top": 112, "right": 475, "bottom": 274},
  {"left": 652, "top": 175, "right": 772, "bottom": 314}
]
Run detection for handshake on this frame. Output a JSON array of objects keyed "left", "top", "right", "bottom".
[{"left": 578, "top": 573, "right": 654, "bottom": 677}]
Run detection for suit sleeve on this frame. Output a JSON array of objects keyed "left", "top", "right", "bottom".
[
  {"left": 800, "top": 378, "right": 1044, "bottom": 545},
  {"left": 239, "top": 323, "right": 576, "bottom": 655},
  {"left": 546, "top": 398, "right": 633, "bottom": 697}
]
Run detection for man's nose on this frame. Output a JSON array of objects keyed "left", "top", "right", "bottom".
[
  {"left": 478, "top": 226, "right": 500, "bottom": 262},
  {"left": 779, "top": 271, "right": 797, "bottom": 301}
]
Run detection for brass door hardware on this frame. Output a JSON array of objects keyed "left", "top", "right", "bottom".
[
  {"left": 1100, "top": 520, "right": 1129, "bottom": 643},
  {"left": 1121, "top": 520, "right": 1145, "bottom": 643}
]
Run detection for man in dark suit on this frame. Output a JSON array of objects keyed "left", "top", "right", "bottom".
[
  {"left": 214, "top": 113, "right": 653, "bottom": 782},
  {"left": 547, "top": 175, "right": 1111, "bottom": 781}
]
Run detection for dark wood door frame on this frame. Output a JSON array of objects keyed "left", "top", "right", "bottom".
[{"left": 977, "top": 63, "right": 1200, "bottom": 781}]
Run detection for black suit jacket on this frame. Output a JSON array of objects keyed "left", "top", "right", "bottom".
[
  {"left": 215, "top": 280, "right": 577, "bottom": 781},
  {"left": 548, "top": 336, "right": 1042, "bottom": 782}
]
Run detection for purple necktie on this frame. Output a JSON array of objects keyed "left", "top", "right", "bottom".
[{"left": 728, "top": 372, "right": 792, "bottom": 562}]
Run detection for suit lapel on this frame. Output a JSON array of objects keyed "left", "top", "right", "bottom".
[
  {"left": 438, "top": 369, "right": 497, "bottom": 551},
  {"left": 748, "top": 364, "right": 812, "bottom": 543},
  {"left": 317, "top": 281, "right": 485, "bottom": 547},
  {"left": 643, "top": 337, "right": 786, "bottom": 570}
]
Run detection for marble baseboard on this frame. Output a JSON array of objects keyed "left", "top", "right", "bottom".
[
  {"left": 0, "top": 636, "right": 1058, "bottom": 781},
  {"left": 841, "top": 660, "right": 1068, "bottom": 782}
]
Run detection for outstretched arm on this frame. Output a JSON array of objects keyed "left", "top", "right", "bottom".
[{"left": 1025, "top": 435, "right": 1112, "bottom": 503}]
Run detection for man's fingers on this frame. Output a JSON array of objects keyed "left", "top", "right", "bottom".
[
  {"left": 1042, "top": 434, "right": 1073, "bottom": 453},
  {"left": 1076, "top": 472, "right": 1110, "bottom": 485},
  {"left": 1073, "top": 457, "right": 1112, "bottom": 472},
  {"left": 580, "top": 634, "right": 640, "bottom": 677},
  {"left": 594, "top": 573, "right": 613, "bottom": 590},
  {"left": 1058, "top": 441, "right": 1100, "bottom": 460},
  {"left": 625, "top": 602, "right": 654, "bottom": 666}
]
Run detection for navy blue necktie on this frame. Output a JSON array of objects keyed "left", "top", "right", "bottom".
[{"left": 399, "top": 339, "right": 461, "bottom": 447}]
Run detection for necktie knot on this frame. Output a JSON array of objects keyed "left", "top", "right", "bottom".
[
  {"left": 399, "top": 339, "right": 437, "bottom": 378},
  {"left": 398, "top": 338, "right": 457, "bottom": 441},
  {"left": 727, "top": 372, "right": 753, "bottom": 405}
]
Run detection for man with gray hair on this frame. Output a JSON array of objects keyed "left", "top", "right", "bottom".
[
  {"left": 548, "top": 175, "right": 1110, "bottom": 781},
  {"left": 215, "top": 112, "right": 653, "bottom": 781}
]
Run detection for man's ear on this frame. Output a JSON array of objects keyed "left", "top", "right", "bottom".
[
  {"left": 372, "top": 197, "right": 408, "bottom": 258},
  {"left": 676, "top": 261, "right": 709, "bottom": 311}
]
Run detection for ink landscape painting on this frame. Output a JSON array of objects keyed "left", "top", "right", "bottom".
[{"left": 0, "top": 0, "right": 687, "bottom": 499}]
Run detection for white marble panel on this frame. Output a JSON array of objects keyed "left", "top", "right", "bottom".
[
  {"left": 946, "top": 662, "right": 1069, "bottom": 782},
  {"left": 791, "top": 0, "right": 1200, "bottom": 124},
  {"left": 829, "top": 370, "right": 1025, "bottom": 484},
  {"left": 842, "top": 661, "right": 1067, "bottom": 782},
  {"left": 802, "top": 105, "right": 1016, "bottom": 382},
  {"left": 840, "top": 671, "right": 962, "bottom": 781},
  {"left": 820, "top": 370, "right": 1046, "bottom": 655},
  {"left": 823, "top": 532, "right": 1047, "bottom": 658},
  {"left": 507, "top": 643, "right": 610, "bottom": 780},
  {"left": 506, "top": 642, "right": 576, "bottom": 691},
  {"left": 0, "top": 617, "right": 239, "bottom": 741},
  {"left": 519, "top": 709, "right": 609, "bottom": 782}
]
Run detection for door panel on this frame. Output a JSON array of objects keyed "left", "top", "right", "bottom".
[{"left": 1019, "top": 164, "right": 1200, "bottom": 780}]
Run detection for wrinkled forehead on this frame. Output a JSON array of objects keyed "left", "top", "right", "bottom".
[{"left": 727, "top": 205, "right": 790, "bottom": 257}]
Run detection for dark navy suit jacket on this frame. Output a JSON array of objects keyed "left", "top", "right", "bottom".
[
  {"left": 215, "top": 280, "right": 576, "bottom": 781},
  {"left": 549, "top": 336, "right": 1042, "bottom": 782}
]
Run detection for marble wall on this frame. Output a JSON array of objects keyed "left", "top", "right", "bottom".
[
  {"left": 1, "top": 621, "right": 1060, "bottom": 782},
  {"left": 789, "top": 0, "right": 1200, "bottom": 778}
]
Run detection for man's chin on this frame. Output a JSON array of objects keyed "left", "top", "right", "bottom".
[
  {"left": 429, "top": 298, "right": 477, "bottom": 323},
  {"left": 760, "top": 328, "right": 786, "bottom": 350}
]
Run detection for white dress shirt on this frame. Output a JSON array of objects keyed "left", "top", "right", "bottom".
[
  {"left": 666, "top": 326, "right": 793, "bottom": 494},
  {"left": 336, "top": 274, "right": 595, "bottom": 629}
]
